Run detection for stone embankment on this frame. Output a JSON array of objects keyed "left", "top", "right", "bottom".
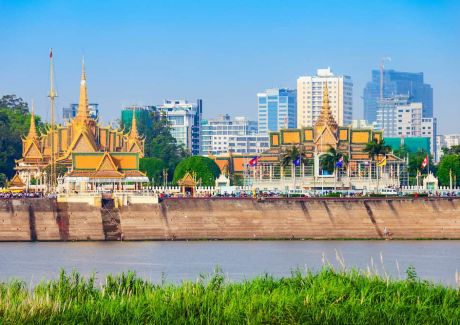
[{"left": 0, "top": 197, "right": 459, "bottom": 241}]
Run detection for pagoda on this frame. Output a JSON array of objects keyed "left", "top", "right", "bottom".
[{"left": 14, "top": 57, "right": 148, "bottom": 192}]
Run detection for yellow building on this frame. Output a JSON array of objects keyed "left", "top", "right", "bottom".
[
  {"left": 211, "top": 84, "right": 407, "bottom": 191},
  {"left": 14, "top": 62, "right": 148, "bottom": 192}
]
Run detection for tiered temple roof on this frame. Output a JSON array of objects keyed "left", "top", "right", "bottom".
[{"left": 15, "top": 60, "right": 147, "bottom": 187}]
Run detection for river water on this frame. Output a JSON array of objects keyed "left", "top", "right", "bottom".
[{"left": 0, "top": 241, "right": 459, "bottom": 286}]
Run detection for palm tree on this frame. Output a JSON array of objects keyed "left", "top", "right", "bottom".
[
  {"left": 363, "top": 139, "right": 392, "bottom": 160},
  {"left": 320, "top": 146, "right": 349, "bottom": 190},
  {"left": 281, "top": 146, "right": 309, "bottom": 176},
  {"left": 363, "top": 139, "right": 391, "bottom": 191}
]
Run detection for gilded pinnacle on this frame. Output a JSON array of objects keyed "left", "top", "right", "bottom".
[{"left": 315, "top": 82, "right": 338, "bottom": 130}]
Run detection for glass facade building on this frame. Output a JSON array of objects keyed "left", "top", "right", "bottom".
[
  {"left": 156, "top": 99, "right": 203, "bottom": 155},
  {"left": 257, "top": 88, "right": 297, "bottom": 134},
  {"left": 363, "top": 69, "right": 433, "bottom": 123},
  {"left": 63, "top": 103, "right": 99, "bottom": 120}
]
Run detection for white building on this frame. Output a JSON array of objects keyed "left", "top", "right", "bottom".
[
  {"left": 376, "top": 95, "right": 437, "bottom": 161},
  {"left": 375, "top": 95, "right": 417, "bottom": 137},
  {"left": 444, "top": 134, "right": 460, "bottom": 148},
  {"left": 437, "top": 134, "right": 460, "bottom": 160},
  {"left": 201, "top": 115, "right": 269, "bottom": 155},
  {"left": 157, "top": 99, "right": 202, "bottom": 155},
  {"left": 297, "top": 68, "right": 353, "bottom": 128}
]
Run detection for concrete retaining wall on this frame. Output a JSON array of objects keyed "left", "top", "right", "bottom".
[{"left": 0, "top": 198, "right": 459, "bottom": 241}]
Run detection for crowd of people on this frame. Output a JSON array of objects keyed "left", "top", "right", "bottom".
[
  {"left": 0, "top": 191, "right": 44, "bottom": 199},
  {"left": 0, "top": 189, "right": 458, "bottom": 200}
]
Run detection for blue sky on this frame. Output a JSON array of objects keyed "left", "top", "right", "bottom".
[{"left": 0, "top": 0, "right": 459, "bottom": 133}]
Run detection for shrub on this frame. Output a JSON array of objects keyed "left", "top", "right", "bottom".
[{"left": 173, "top": 156, "right": 220, "bottom": 186}]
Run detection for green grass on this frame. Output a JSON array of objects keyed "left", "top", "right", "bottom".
[{"left": 0, "top": 268, "right": 459, "bottom": 324}]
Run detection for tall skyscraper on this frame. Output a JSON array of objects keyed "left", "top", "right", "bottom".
[
  {"left": 297, "top": 68, "right": 353, "bottom": 128},
  {"left": 157, "top": 99, "right": 203, "bottom": 155},
  {"left": 201, "top": 114, "right": 268, "bottom": 155},
  {"left": 363, "top": 69, "right": 433, "bottom": 123},
  {"left": 257, "top": 88, "right": 297, "bottom": 134}
]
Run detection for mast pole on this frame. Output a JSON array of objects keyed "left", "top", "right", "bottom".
[{"left": 48, "top": 49, "right": 57, "bottom": 191}]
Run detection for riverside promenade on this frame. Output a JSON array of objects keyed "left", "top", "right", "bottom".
[{"left": 0, "top": 197, "right": 459, "bottom": 241}]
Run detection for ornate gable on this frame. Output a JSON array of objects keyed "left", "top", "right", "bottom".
[
  {"left": 9, "top": 174, "right": 25, "bottom": 188},
  {"left": 314, "top": 126, "right": 338, "bottom": 152},
  {"left": 178, "top": 172, "right": 197, "bottom": 187},
  {"left": 96, "top": 152, "right": 119, "bottom": 172},
  {"left": 128, "top": 141, "right": 142, "bottom": 154},
  {"left": 68, "top": 130, "right": 97, "bottom": 154},
  {"left": 23, "top": 141, "right": 43, "bottom": 160}
]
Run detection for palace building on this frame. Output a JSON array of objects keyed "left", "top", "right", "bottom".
[
  {"left": 211, "top": 84, "right": 408, "bottom": 191},
  {"left": 14, "top": 61, "right": 148, "bottom": 192}
]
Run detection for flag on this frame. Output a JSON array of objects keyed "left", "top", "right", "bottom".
[
  {"left": 377, "top": 156, "right": 387, "bottom": 167},
  {"left": 293, "top": 156, "right": 301, "bottom": 167},
  {"left": 50, "top": 48, "right": 53, "bottom": 59},
  {"left": 248, "top": 156, "right": 258, "bottom": 167},
  {"left": 336, "top": 156, "right": 344, "bottom": 168},
  {"left": 421, "top": 155, "right": 428, "bottom": 169}
]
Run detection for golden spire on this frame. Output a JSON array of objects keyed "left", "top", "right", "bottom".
[
  {"left": 129, "top": 107, "right": 139, "bottom": 139},
  {"left": 76, "top": 58, "right": 89, "bottom": 121},
  {"left": 26, "top": 101, "right": 38, "bottom": 139},
  {"left": 315, "top": 82, "right": 338, "bottom": 130}
]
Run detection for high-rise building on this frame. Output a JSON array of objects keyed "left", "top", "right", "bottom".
[
  {"left": 376, "top": 95, "right": 437, "bottom": 160},
  {"left": 297, "top": 68, "right": 353, "bottom": 128},
  {"left": 201, "top": 114, "right": 268, "bottom": 155},
  {"left": 363, "top": 69, "right": 433, "bottom": 123},
  {"left": 257, "top": 88, "right": 296, "bottom": 134},
  {"left": 421, "top": 117, "right": 437, "bottom": 161},
  {"left": 156, "top": 99, "right": 202, "bottom": 155},
  {"left": 63, "top": 103, "right": 99, "bottom": 120},
  {"left": 376, "top": 95, "right": 421, "bottom": 137},
  {"left": 121, "top": 105, "right": 157, "bottom": 132}
]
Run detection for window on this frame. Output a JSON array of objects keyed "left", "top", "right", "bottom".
[{"left": 168, "top": 116, "right": 185, "bottom": 125}]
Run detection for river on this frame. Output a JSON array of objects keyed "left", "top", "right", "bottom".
[{"left": 0, "top": 241, "right": 459, "bottom": 286}]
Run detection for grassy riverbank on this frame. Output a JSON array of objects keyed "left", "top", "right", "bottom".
[{"left": 0, "top": 269, "right": 459, "bottom": 324}]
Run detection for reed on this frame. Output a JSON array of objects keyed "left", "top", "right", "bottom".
[{"left": 0, "top": 268, "right": 459, "bottom": 324}]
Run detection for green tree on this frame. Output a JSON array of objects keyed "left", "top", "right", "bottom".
[
  {"left": 139, "top": 158, "right": 165, "bottom": 185},
  {"left": 320, "top": 146, "right": 348, "bottom": 175},
  {"left": 363, "top": 139, "right": 391, "bottom": 160},
  {"left": 146, "top": 113, "right": 189, "bottom": 181},
  {"left": 281, "top": 146, "right": 309, "bottom": 177},
  {"left": 43, "top": 164, "right": 68, "bottom": 178},
  {"left": 173, "top": 156, "right": 220, "bottom": 186},
  {"left": 442, "top": 145, "right": 460, "bottom": 155},
  {"left": 0, "top": 96, "right": 42, "bottom": 178},
  {"left": 281, "top": 146, "right": 308, "bottom": 167},
  {"left": 0, "top": 95, "right": 29, "bottom": 113},
  {"left": 407, "top": 150, "right": 434, "bottom": 177},
  {"left": 437, "top": 154, "right": 460, "bottom": 187},
  {"left": 0, "top": 173, "right": 6, "bottom": 187}
]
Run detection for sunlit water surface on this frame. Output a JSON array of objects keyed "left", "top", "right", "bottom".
[{"left": 0, "top": 241, "right": 459, "bottom": 285}]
